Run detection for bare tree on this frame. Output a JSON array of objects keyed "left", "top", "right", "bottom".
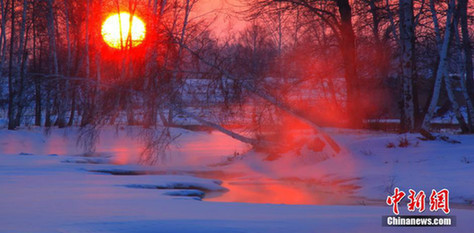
[
  {"left": 13, "top": 0, "right": 28, "bottom": 127},
  {"left": 251, "top": 0, "right": 362, "bottom": 126},
  {"left": 458, "top": 0, "right": 472, "bottom": 98},
  {"left": 421, "top": 0, "right": 459, "bottom": 132},
  {"left": 398, "top": 0, "right": 416, "bottom": 131},
  {"left": 7, "top": 0, "right": 16, "bottom": 130}
]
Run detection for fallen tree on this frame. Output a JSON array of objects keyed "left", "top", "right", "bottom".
[{"left": 172, "top": 41, "right": 342, "bottom": 154}]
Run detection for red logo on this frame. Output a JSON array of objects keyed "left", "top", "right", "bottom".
[
  {"left": 429, "top": 189, "right": 450, "bottom": 214},
  {"left": 407, "top": 189, "right": 426, "bottom": 212},
  {"left": 386, "top": 187, "right": 406, "bottom": 215},
  {"left": 386, "top": 188, "right": 450, "bottom": 215}
]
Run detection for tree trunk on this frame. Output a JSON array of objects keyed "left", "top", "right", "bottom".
[
  {"left": 35, "top": 76, "right": 42, "bottom": 126},
  {"left": 459, "top": 71, "right": 474, "bottom": 132},
  {"left": 46, "top": 0, "right": 58, "bottom": 76},
  {"left": 335, "top": 0, "right": 361, "bottom": 128},
  {"left": 64, "top": 0, "right": 73, "bottom": 126},
  {"left": 143, "top": 0, "right": 165, "bottom": 128},
  {"left": 45, "top": 90, "right": 52, "bottom": 127},
  {"left": 459, "top": 0, "right": 473, "bottom": 100},
  {"left": 458, "top": 0, "right": 474, "bottom": 131},
  {"left": 168, "top": 0, "right": 192, "bottom": 125},
  {"left": 7, "top": 0, "right": 16, "bottom": 130},
  {"left": 14, "top": 0, "right": 28, "bottom": 127},
  {"left": 32, "top": 3, "right": 41, "bottom": 126},
  {"left": 81, "top": 0, "right": 93, "bottom": 127},
  {"left": 421, "top": 0, "right": 455, "bottom": 131},
  {"left": 47, "top": 0, "right": 66, "bottom": 127},
  {"left": 68, "top": 87, "right": 76, "bottom": 126},
  {"left": 398, "top": 0, "right": 416, "bottom": 132},
  {"left": 176, "top": 107, "right": 260, "bottom": 146},
  {"left": 444, "top": 74, "right": 469, "bottom": 132},
  {"left": 0, "top": 0, "right": 7, "bottom": 79}
]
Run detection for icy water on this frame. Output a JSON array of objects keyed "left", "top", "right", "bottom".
[
  {"left": 204, "top": 178, "right": 359, "bottom": 205},
  {"left": 0, "top": 127, "right": 357, "bottom": 205},
  {"left": 0, "top": 128, "right": 248, "bottom": 164}
]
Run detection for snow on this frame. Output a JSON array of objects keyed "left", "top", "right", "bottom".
[{"left": 0, "top": 127, "right": 473, "bottom": 232}]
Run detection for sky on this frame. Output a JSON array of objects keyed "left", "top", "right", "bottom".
[{"left": 192, "top": 0, "right": 248, "bottom": 38}]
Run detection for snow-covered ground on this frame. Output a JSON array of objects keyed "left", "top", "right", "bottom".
[{"left": 0, "top": 127, "right": 473, "bottom": 232}]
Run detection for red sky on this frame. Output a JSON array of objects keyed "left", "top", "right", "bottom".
[{"left": 192, "top": 0, "right": 247, "bottom": 38}]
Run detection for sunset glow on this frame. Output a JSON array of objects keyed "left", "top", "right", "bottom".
[{"left": 101, "top": 12, "right": 146, "bottom": 49}]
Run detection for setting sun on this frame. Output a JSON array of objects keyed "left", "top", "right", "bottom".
[{"left": 101, "top": 12, "right": 146, "bottom": 49}]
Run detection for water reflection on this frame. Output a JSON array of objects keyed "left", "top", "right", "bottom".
[
  {"left": 205, "top": 177, "right": 360, "bottom": 205},
  {"left": 0, "top": 128, "right": 249, "bottom": 166},
  {"left": 0, "top": 127, "right": 359, "bottom": 205}
]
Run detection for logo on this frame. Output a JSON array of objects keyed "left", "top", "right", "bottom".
[{"left": 383, "top": 188, "right": 454, "bottom": 227}]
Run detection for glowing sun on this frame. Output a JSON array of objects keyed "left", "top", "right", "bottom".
[{"left": 101, "top": 12, "right": 146, "bottom": 49}]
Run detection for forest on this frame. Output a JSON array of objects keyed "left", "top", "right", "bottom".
[
  {"left": 1, "top": 1, "right": 474, "bottom": 232},
  {"left": 0, "top": 0, "right": 473, "bottom": 159}
]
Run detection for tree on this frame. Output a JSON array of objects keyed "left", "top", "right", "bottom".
[
  {"left": 398, "top": 0, "right": 416, "bottom": 131},
  {"left": 252, "top": 0, "right": 362, "bottom": 126},
  {"left": 421, "top": 0, "right": 463, "bottom": 132},
  {"left": 7, "top": 0, "right": 16, "bottom": 130}
]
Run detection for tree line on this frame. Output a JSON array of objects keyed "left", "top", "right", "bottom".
[{"left": 0, "top": 0, "right": 473, "bottom": 159}]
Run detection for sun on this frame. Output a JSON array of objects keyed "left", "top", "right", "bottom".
[{"left": 101, "top": 12, "right": 146, "bottom": 49}]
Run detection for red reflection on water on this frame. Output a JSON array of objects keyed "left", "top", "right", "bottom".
[
  {"left": 0, "top": 127, "right": 359, "bottom": 205},
  {"left": 212, "top": 182, "right": 319, "bottom": 205},
  {"left": 110, "top": 144, "right": 143, "bottom": 165},
  {"left": 0, "top": 130, "right": 80, "bottom": 156},
  {"left": 203, "top": 131, "right": 360, "bottom": 205},
  {"left": 207, "top": 178, "right": 359, "bottom": 205},
  {"left": 172, "top": 131, "right": 249, "bottom": 165}
]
